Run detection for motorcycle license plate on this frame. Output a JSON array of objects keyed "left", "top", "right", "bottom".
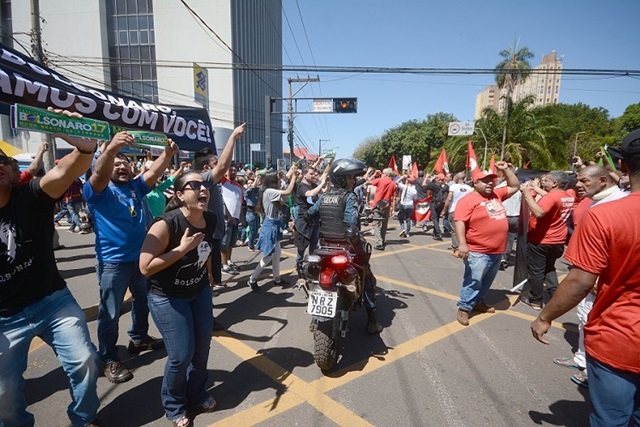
[{"left": 306, "top": 287, "right": 337, "bottom": 318}]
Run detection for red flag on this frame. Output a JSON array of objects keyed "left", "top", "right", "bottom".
[
  {"left": 412, "top": 196, "right": 431, "bottom": 222},
  {"left": 489, "top": 154, "right": 496, "bottom": 174},
  {"left": 433, "top": 148, "right": 449, "bottom": 174},
  {"left": 388, "top": 155, "right": 399, "bottom": 175},
  {"left": 410, "top": 162, "right": 418, "bottom": 178},
  {"left": 467, "top": 140, "right": 478, "bottom": 172}
]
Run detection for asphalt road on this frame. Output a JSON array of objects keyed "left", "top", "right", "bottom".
[{"left": 23, "top": 223, "right": 588, "bottom": 427}]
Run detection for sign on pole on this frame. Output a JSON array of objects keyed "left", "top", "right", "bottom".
[
  {"left": 250, "top": 143, "right": 261, "bottom": 152},
  {"left": 447, "top": 121, "right": 475, "bottom": 136},
  {"left": 193, "top": 63, "right": 209, "bottom": 110},
  {"left": 313, "top": 99, "right": 333, "bottom": 113},
  {"left": 402, "top": 155, "right": 412, "bottom": 171}
]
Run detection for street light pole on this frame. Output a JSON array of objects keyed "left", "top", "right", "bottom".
[
  {"left": 573, "top": 131, "right": 586, "bottom": 157},
  {"left": 319, "top": 139, "right": 330, "bottom": 156},
  {"left": 475, "top": 127, "right": 490, "bottom": 170}
]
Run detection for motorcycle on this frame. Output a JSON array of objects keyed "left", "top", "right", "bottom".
[{"left": 295, "top": 200, "right": 386, "bottom": 371}]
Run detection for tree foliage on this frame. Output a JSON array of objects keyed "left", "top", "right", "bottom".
[
  {"left": 352, "top": 112, "right": 457, "bottom": 170},
  {"left": 617, "top": 102, "right": 640, "bottom": 133},
  {"left": 494, "top": 41, "right": 535, "bottom": 159},
  {"left": 353, "top": 100, "right": 637, "bottom": 173}
]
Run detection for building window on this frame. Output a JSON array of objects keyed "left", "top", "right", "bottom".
[
  {"left": 0, "top": 0, "right": 13, "bottom": 48},
  {"left": 106, "top": 0, "right": 158, "bottom": 102}
]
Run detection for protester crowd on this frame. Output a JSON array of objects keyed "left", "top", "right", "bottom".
[{"left": 1, "top": 110, "right": 638, "bottom": 426}]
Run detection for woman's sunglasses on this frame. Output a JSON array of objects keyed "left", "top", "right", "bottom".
[{"left": 182, "top": 180, "right": 212, "bottom": 191}]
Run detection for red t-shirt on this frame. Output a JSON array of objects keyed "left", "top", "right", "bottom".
[
  {"left": 370, "top": 176, "right": 397, "bottom": 207},
  {"left": 527, "top": 189, "right": 574, "bottom": 244},
  {"left": 564, "top": 193, "right": 640, "bottom": 373},
  {"left": 18, "top": 170, "right": 33, "bottom": 185},
  {"left": 571, "top": 196, "right": 592, "bottom": 229},
  {"left": 453, "top": 187, "right": 510, "bottom": 254}
]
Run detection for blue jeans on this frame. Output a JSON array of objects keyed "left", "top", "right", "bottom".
[
  {"left": 54, "top": 200, "right": 71, "bottom": 223},
  {"left": 67, "top": 201, "right": 83, "bottom": 231},
  {"left": 148, "top": 286, "right": 213, "bottom": 422},
  {"left": 96, "top": 261, "right": 150, "bottom": 363},
  {"left": 587, "top": 353, "right": 640, "bottom": 427},
  {"left": 0, "top": 288, "right": 99, "bottom": 427},
  {"left": 245, "top": 210, "right": 260, "bottom": 250},
  {"left": 397, "top": 207, "right": 413, "bottom": 235},
  {"left": 220, "top": 219, "right": 239, "bottom": 250},
  {"left": 457, "top": 252, "right": 502, "bottom": 311}
]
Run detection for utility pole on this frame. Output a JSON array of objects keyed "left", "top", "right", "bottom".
[
  {"left": 318, "top": 139, "right": 330, "bottom": 156},
  {"left": 30, "top": 0, "right": 55, "bottom": 172},
  {"left": 264, "top": 96, "right": 272, "bottom": 168},
  {"left": 287, "top": 77, "right": 319, "bottom": 164}
]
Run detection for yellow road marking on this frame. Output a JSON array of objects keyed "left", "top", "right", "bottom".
[
  {"left": 211, "top": 334, "right": 374, "bottom": 427},
  {"left": 31, "top": 245, "right": 573, "bottom": 425}
]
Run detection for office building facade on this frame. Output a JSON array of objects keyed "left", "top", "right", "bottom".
[
  {"left": 0, "top": 0, "right": 282, "bottom": 165},
  {"left": 475, "top": 51, "right": 562, "bottom": 119}
]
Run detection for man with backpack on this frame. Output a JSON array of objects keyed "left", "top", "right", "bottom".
[{"left": 427, "top": 173, "right": 449, "bottom": 241}]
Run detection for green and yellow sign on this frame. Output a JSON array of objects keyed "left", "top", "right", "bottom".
[{"left": 11, "top": 104, "right": 111, "bottom": 140}]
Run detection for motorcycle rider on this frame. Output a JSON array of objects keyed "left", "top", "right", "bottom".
[{"left": 306, "top": 158, "right": 383, "bottom": 334}]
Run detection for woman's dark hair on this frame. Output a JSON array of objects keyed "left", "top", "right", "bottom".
[
  {"left": 164, "top": 172, "right": 203, "bottom": 212},
  {"left": 255, "top": 172, "right": 281, "bottom": 215}
]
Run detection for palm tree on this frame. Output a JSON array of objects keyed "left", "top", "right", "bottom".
[
  {"left": 494, "top": 41, "right": 534, "bottom": 159},
  {"left": 476, "top": 96, "right": 561, "bottom": 169}
]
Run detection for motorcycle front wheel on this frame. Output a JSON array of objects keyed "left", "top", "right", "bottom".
[{"left": 313, "top": 318, "right": 340, "bottom": 371}]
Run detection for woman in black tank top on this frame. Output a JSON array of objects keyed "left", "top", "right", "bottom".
[{"left": 139, "top": 172, "right": 217, "bottom": 427}]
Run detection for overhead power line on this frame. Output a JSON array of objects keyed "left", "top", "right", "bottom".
[{"left": 48, "top": 57, "right": 640, "bottom": 77}]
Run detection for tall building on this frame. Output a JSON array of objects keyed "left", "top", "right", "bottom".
[
  {"left": 475, "top": 51, "right": 562, "bottom": 119},
  {"left": 474, "top": 84, "right": 500, "bottom": 120},
  {"left": 0, "top": 0, "right": 283, "bottom": 165}
]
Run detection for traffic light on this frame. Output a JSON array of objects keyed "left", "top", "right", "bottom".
[{"left": 333, "top": 98, "right": 357, "bottom": 113}]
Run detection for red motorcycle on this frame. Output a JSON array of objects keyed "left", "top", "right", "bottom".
[{"left": 295, "top": 203, "right": 381, "bottom": 371}]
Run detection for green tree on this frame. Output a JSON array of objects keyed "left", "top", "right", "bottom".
[
  {"left": 494, "top": 41, "right": 534, "bottom": 159},
  {"left": 474, "top": 97, "right": 561, "bottom": 169},
  {"left": 618, "top": 102, "right": 640, "bottom": 133},
  {"left": 352, "top": 113, "right": 457, "bottom": 170},
  {"left": 534, "top": 103, "right": 618, "bottom": 165}
]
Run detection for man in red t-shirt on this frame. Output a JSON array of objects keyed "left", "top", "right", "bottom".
[
  {"left": 367, "top": 168, "right": 397, "bottom": 250},
  {"left": 453, "top": 161, "right": 519, "bottom": 326},
  {"left": 520, "top": 171, "right": 575, "bottom": 310},
  {"left": 532, "top": 129, "right": 640, "bottom": 426}
]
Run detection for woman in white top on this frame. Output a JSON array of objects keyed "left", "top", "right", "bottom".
[{"left": 396, "top": 176, "right": 418, "bottom": 237}]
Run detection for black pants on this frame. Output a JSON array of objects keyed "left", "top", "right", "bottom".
[
  {"left": 526, "top": 242, "right": 565, "bottom": 302},
  {"left": 430, "top": 202, "right": 443, "bottom": 236},
  {"left": 211, "top": 238, "right": 222, "bottom": 284}
]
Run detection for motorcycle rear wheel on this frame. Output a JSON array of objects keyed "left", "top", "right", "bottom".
[{"left": 313, "top": 319, "right": 340, "bottom": 371}]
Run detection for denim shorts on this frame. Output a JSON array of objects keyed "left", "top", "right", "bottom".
[{"left": 220, "top": 219, "right": 239, "bottom": 250}]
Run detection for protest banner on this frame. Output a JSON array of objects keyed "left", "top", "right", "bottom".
[{"left": 0, "top": 42, "right": 214, "bottom": 151}]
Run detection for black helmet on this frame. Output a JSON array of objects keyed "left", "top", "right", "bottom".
[{"left": 328, "top": 157, "right": 367, "bottom": 188}]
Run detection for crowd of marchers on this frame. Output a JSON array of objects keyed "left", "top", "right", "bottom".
[{"left": 1, "top": 107, "right": 639, "bottom": 426}]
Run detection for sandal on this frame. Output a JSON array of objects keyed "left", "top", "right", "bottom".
[
  {"left": 172, "top": 415, "right": 192, "bottom": 427},
  {"left": 553, "top": 357, "right": 583, "bottom": 370},
  {"left": 570, "top": 370, "right": 589, "bottom": 388}
]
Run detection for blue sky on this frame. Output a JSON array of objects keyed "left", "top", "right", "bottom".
[{"left": 280, "top": 0, "right": 640, "bottom": 158}]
